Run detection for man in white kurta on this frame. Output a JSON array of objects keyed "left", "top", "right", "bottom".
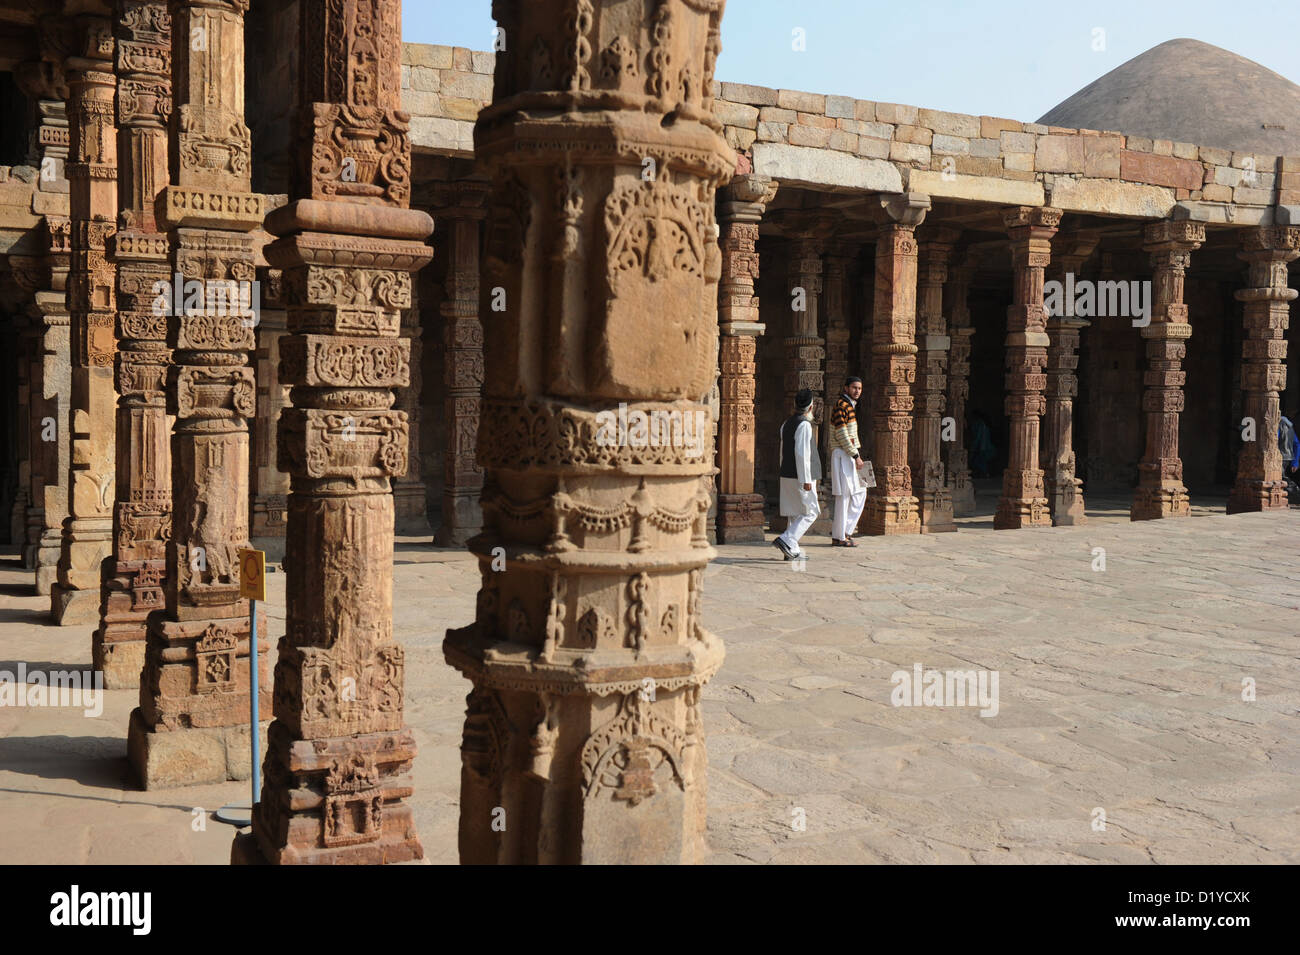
[
  {"left": 774, "top": 388, "right": 822, "bottom": 560},
  {"left": 828, "top": 377, "right": 867, "bottom": 545}
]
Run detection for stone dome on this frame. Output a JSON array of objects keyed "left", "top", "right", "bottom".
[{"left": 1038, "top": 38, "right": 1300, "bottom": 156}]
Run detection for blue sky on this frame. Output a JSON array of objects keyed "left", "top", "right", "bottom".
[{"left": 404, "top": 0, "right": 1300, "bottom": 123}]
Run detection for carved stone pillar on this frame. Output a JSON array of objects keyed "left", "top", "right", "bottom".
[
  {"left": 250, "top": 271, "right": 290, "bottom": 559},
  {"left": 945, "top": 258, "right": 975, "bottom": 516},
  {"left": 10, "top": 311, "right": 32, "bottom": 550},
  {"left": 1041, "top": 233, "right": 1098, "bottom": 526},
  {"left": 1228, "top": 226, "right": 1300, "bottom": 513},
  {"left": 53, "top": 20, "right": 118, "bottom": 625},
  {"left": 823, "top": 252, "right": 853, "bottom": 441},
  {"left": 393, "top": 271, "right": 430, "bottom": 535},
  {"left": 995, "top": 206, "right": 1060, "bottom": 530},
  {"left": 861, "top": 193, "right": 928, "bottom": 536},
  {"left": 128, "top": 0, "right": 267, "bottom": 789},
  {"left": 94, "top": 0, "right": 172, "bottom": 688},
  {"left": 716, "top": 174, "right": 775, "bottom": 543},
  {"left": 11, "top": 58, "right": 72, "bottom": 584},
  {"left": 235, "top": 0, "right": 432, "bottom": 864},
  {"left": 785, "top": 231, "right": 829, "bottom": 532},
  {"left": 911, "top": 228, "right": 958, "bottom": 533},
  {"left": 433, "top": 182, "right": 489, "bottom": 546},
  {"left": 856, "top": 260, "right": 874, "bottom": 464},
  {"left": 1132, "top": 221, "right": 1203, "bottom": 521},
  {"left": 443, "top": 0, "right": 731, "bottom": 865}
]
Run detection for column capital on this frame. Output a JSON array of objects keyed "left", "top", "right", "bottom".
[
  {"left": 430, "top": 178, "right": 492, "bottom": 220},
  {"left": 1239, "top": 225, "right": 1300, "bottom": 259},
  {"left": 1144, "top": 219, "right": 1205, "bottom": 252},
  {"left": 720, "top": 174, "right": 778, "bottom": 223},
  {"left": 879, "top": 191, "right": 929, "bottom": 228}
]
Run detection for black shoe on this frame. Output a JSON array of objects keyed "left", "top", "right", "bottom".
[{"left": 773, "top": 537, "right": 796, "bottom": 560}]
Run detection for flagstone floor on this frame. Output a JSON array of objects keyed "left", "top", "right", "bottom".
[{"left": 2, "top": 487, "right": 1297, "bottom": 865}]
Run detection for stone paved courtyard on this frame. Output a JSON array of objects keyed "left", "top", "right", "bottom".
[{"left": 2, "top": 489, "right": 1297, "bottom": 865}]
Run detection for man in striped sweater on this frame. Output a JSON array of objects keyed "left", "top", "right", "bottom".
[{"left": 829, "top": 376, "right": 868, "bottom": 546}]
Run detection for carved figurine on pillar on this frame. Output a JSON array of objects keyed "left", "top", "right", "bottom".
[
  {"left": 715, "top": 174, "right": 776, "bottom": 543},
  {"left": 994, "top": 206, "right": 1060, "bottom": 530},
  {"left": 94, "top": 0, "right": 173, "bottom": 688},
  {"left": 1228, "top": 225, "right": 1300, "bottom": 513},
  {"left": 235, "top": 0, "right": 432, "bottom": 864},
  {"left": 911, "top": 227, "right": 959, "bottom": 533},
  {"left": 860, "top": 192, "right": 928, "bottom": 536},
  {"left": 443, "top": 0, "right": 731, "bottom": 865},
  {"left": 128, "top": 0, "right": 269, "bottom": 789},
  {"left": 1132, "top": 220, "right": 1203, "bottom": 521}
]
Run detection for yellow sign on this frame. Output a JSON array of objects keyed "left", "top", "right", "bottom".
[{"left": 238, "top": 548, "right": 266, "bottom": 602}]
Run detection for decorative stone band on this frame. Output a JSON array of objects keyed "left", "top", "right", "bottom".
[
  {"left": 445, "top": 624, "right": 724, "bottom": 700},
  {"left": 477, "top": 398, "right": 716, "bottom": 473},
  {"left": 158, "top": 186, "right": 265, "bottom": 231},
  {"left": 278, "top": 336, "right": 411, "bottom": 388},
  {"left": 277, "top": 408, "right": 409, "bottom": 481}
]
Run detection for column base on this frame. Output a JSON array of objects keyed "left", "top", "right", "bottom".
[
  {"left": 35, "top": 532, "right": 61, "bottom": 595},
  {"left": 1131, "top": 485, "right": 1189, "bottom": 521},
  {"left": 1227, "top": 480, "right": 1289, "bottom": 514},
  {"left": 1048, "top": 478, "right": 1087, "bottom": 526},
  {"left": 859, "top": 495, "right": 921, "bottom": 535},
  {"left": 50, "top": 583, "right": 103, "bottom": 625},
  {"left": 950, "top": 474, "right": 976, "bottom": 517},
  {"left": 127, "top": 707, "right": 270, "bottom": 790},
  {"left": 993, "top": 496, "right": 1052, "bottom": 529},
  {"left": 716, "top": 493, "right": 765, "bottom": 543},
  {"left": 917, "top": 489, "right": 957, "bottom": 533},
  {"left": 434, "top": 489, "right": 482, "bottom": 546},
  {"left": 394, "top": 481, "right": 432, "bottom": 536},
  {"left": 242, "top": 722, "right": 423, "bottom": 865},
  {"left": 93, "top": 633, "right": 145, "bottom": 690}
]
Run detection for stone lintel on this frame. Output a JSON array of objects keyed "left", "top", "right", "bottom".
[
  {"left": 752, "top": 142, "right": 903, "bottom": 193},
  {"left": 908, "top": 169, "right": 1045, "bottom": 207}
]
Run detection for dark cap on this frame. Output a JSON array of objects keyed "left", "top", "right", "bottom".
[{"left": 795, "top": 388, "right": 814, "bottom": 410}]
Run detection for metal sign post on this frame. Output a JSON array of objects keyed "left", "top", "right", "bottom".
[{"left": 215, "top": 548, "right": 267, "bottom": 828}]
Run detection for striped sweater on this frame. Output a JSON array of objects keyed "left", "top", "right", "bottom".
[{"left": 830, "top": 394, "right": 860, "bottom": 457}]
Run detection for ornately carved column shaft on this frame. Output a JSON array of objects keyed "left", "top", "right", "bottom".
[
  {"left": 911, "top": 228, "right": 958, "bottom": 532},
  {"left": 95, "top": 0, "right": 173, "bottom": 688},
  {"left": 53, "top": 19, "right": 119, "bottom": 624},
  {"left": 239, "top": 0, "right": 432, "bottom": 864},
  {"left": 129, "top": 0, "right": 268, "bottom": 789},
  {"left": 250, "top": 268, "right": 290, "bottom": 558},
  {"left": 994, "top": 205, "right": 1060, "bottom": 530},
  {"left": 1228, "top": 226, "right": 1300, "bottom": 513},
  {"left": 945, "top": 259, "right": 974, "bottom": 516},
  {"left": 445, "top": 0, "right": 731, "bottom": 865},
  {"left": 1132, "top": 220, "right": 1204, "bottom": 521},
  {"left": 1042, "top": 233, "right": 1098, "bottom": 526},
  {"left": 715, "top": 175, "right": 775, "bottom": 543},
  {"left": 433, "top": 184, "right": 488, "bottom": 546},
  {"left": 861, "top": 193, "right": 928, "bottom": 535}
]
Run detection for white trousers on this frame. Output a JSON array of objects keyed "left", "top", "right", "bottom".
[
  {"left": 833, "top": 488, "right": 866, "bottom": 540},
  {"left": 778, "top": 511, "right": 817, "bottom": 556}
]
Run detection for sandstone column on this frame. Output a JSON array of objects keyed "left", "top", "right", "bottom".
[
  {"left": 433, "top": 181, "right": 489, "bottom": 546},
  {"left": 785, "top": 229, "right": 828, "bottom": 532},
  {"left": 1041, "top": 232, "right": 1098, "bottom": 526},
  {"left": 10, "top": 313, "right": 32, "bottom": 550},
  {"left": 1228, "top": 225, "right": 1300, "bottom": 513},
  {"left": 53, "top": 19, "right": 118, "bottom": 624},
  {"left": 444, "top": 0, "right": 731, "bottom": 865},
  {"left": 861, "top": 193, "right": 928, "bottom": 536},
  {"left": 911, "top": 227, "right": 958, "bottom": 532},
  {"left": 1132, "top": 221, "right": 1204, "bottom": 521},
  {"left": 236, "top": 0, "right": 433, "bottom": 864},
  {"left": 250, "top": 270, "right": 290, "bottom": 559},
  {"left": 945, "top": 256, "right": 975, "bottom": 516},
  {"left": 12, "top": 59, "right": 73, "bottom": 587},
  {"left": 393, "top": 278, "right": 430, "bottom": 536},
  {"left": 94, "top": 0, "right": 172, "bottom": 688},
  {"left": 716, "top": 174, "right": 776, "bottom": 543},
  {"left": 128, "top": 0, "right": 268, "bottom": 789},
  {"left": 995, "top": 206, "right": 1060, "bottom": 530}
]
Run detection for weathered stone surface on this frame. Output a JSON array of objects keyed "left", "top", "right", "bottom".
[
  {"left": 1047, "top": 178, "right": 1176, "bottom": 217},
  {"left": 1120, "top": 151, "right": 1203, "bottom": 190},
  {"left": 907, "top": 170, "right": 1044, "bottom": 206},
  {"left": 753, "top": 143, "right": 902, "bottom": 192}
]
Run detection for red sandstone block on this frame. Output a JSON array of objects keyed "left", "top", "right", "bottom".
[
  {"left": 980, "top": 116, "right": 1021, "bottom": 138},
  {"left": 1120, "top": 151, "right": 1202, "bottom": 190},
  {"left": 798, "top": 113, "right": 837, "bottom": 129}
]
